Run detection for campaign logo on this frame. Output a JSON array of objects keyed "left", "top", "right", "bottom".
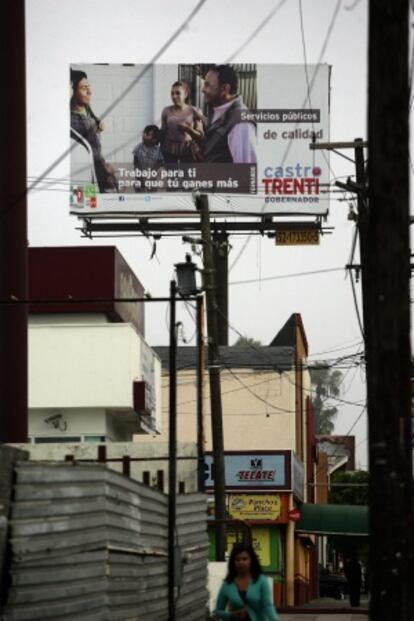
[
  {"left": 71, "top": 185, "right": 84, "bottom": 206},
  {"left": 262, "top": 163, "right": 321, "bottom": 196},
  {"left": 85, "top": 184, "right": 97, "bottom": 208}
]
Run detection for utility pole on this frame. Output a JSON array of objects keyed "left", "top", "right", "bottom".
[
  {"left": 196, "top": 295, "right": 206, "bottom": 492},
  {"left": 195, "top": 193, "right": 227, "bottom": 561},
  {"left": 212, "top": 231, "right": 229, "bottom": 346},
  {"left": 0, "top": 0, "right": 28, "bottom": 443},
  {"left": 366, "top": 1, "right": 414, "bottom": 618},
  {"left": 168, "top": 280, "right": 177, "bottom": 621}
]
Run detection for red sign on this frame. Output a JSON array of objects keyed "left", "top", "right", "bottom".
[
  {"left": 237, "top": 470, "right": 276, "bottom": 481},
  {"left": 288, "top": 508, "right": 301, "bottom": 522}
]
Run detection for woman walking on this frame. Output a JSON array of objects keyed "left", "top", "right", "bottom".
[{"left": 214, "top": 543, "right": 278, "bottom": 621}]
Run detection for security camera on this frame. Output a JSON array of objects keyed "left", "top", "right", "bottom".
[
  {"left": 44, "top": 414, "right": 62, "bottom": 424},
  {"left": 44, "top": 413, "right": 67, "bottom": 431}
]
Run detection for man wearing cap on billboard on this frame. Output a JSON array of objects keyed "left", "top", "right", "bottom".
[{"left": 202, "top": 64, "right": 257, "bottom": 164}]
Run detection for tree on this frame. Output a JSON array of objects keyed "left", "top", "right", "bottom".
[
  {"left": 233, "top": 336, "right": 262, "bottom": 348},
  {"left": 329, "top": 470, "right": 369, "bottom": 506},
  {"left": 328, "top": 470, "right": 369, "bottom": 561},
  {"left": 309, "top": 364, "right": 343, "bottom": 434}
]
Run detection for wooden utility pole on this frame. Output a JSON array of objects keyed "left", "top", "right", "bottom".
[
  {"left": 196, "top": 295, "right": 206, "bottom": 492},
  {"left": 168, "top": 280, "right": 177, "bottom": 621},
  {"left": 0, "top": 0, "right": 28, "bottom": 442},
  {"left": 212, "top": 231, "right": 229, "bottom": 346},
  {"left": 196, "top": 194, "right": 226, "bottom": 561},
  {"left": 367, "top": 1, "right": 414, "bottom": 618}
]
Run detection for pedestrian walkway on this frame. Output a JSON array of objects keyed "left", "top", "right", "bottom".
[{"left": 278, "top": 595, "right": 369, "bottom": 620}]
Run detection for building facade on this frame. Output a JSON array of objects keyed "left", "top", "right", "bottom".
[
  {"left": 27, "top": 246, "right": 161, "bottom": 443},
  {"left": 140, "top": 313, "right": 323, "bottom": 606}
]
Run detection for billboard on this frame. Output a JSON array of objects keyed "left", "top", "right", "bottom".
[
  {"left": 70, "top": 63, "right": 330, "bottom": 217},
  {"left": 204, "top": 451, "right": 291, "bottom": 490}
]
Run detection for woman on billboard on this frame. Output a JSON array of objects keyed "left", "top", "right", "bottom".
[
  {"left": 70, "top": 69, "right": 118, "bottom": 192},
  {"left": 160, "top": 80, "right": 205, "bottom": 164}
]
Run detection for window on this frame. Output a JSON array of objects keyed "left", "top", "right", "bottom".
[{"left": 34, "top": 436, "right": 81, "bottom": 444}]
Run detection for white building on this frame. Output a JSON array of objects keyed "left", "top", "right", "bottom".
[{"left": 27, "top": 246, "right": 162, "bottom": 444}]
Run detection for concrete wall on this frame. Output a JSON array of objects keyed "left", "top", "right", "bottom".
[
  {"left": 11, "top": 441, "right": 198, "bottom": 494},
  {"left": 30, "top": 408, "right": 107, "bottom": 439}
]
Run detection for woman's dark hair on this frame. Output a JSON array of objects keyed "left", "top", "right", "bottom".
[{"left": 225, "top": 542, "right": 263, "bottom": 583}]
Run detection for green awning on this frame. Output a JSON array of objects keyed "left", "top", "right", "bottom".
[{"left": 295, "top": 504, "right": 369, "bottom": 536}]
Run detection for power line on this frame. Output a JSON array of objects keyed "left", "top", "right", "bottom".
[
  {"left": 221, "top": 364, "right": 296, "bottom": 413},
  {"left": 226, "top": 0, "right": 290, "bottom": 61},
  {"left": 229, "top": 266, "right": 344, "bottom": 286},
  {"left": 313, "top": 404, "right": 367, "bottom": 480},
  {"left": 3, "top": 0, "right": 209, "bottom": 221},
  {"left": 307, "top": 337, "right": 364, "bottom": 359},
  {"left": 278, "top": 0, "right": 343, "bottom": 172},
  {"left": 213, "top": 306, "right": 366, "bottom": 408}
]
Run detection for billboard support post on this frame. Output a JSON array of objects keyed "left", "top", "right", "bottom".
[{"left": 196, "top": 193, "right": 227, "bottom": 561}]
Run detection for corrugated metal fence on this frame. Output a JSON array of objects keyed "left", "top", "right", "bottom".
[{"left": 3, "top": 462, "right": 208, "bottom": 621}]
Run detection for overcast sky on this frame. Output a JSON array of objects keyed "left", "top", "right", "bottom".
[{"left": 26, "top": 0, "right": 372, "bottom": 467}]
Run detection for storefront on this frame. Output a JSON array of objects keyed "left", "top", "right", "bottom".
[{"left": 205, "top": 450, "right": 305, "bottom": 607}]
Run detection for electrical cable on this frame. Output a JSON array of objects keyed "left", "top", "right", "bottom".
[
  {"left": 313, "top": 404, "right": 367, "bottom": 480},
  {"left": 226, "top": 0, "right": 290, "bottom": 62},
  {"left": 347, "top": 226, "right": 365, "bottom": 338},
  {"left": 228, "top": 266, "right": 344, "bottom": 286},
  {"left": 297, "top": 0, "right": 340, "bottom": 184},
  {"left": 349, "top": 264, "right": 365, "bottom": 338},
  {"left": 3, "top": 0, "right": 209, "bottom": 220},
  {"left": 214, "top": 305, "right": 366, "bottom": 408},
  {"left": 277, "top": 0, "right": 342, "bottom": 172}
]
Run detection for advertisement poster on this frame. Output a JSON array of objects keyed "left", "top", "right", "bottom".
[
  {"left": 208, "top": 527, "right": 274, "bottom": 570},
  {"left": 70, "top": 63, "right": 330, "bottom": 217},
  {"left": 204, "top": 452, "right": 289, "bottom": 490},
  {"left": 251, "top": 528, "right": 271, "bottom": 567},
  {"left": 228, "top": 494, "right": 282, "bottom": 521}
]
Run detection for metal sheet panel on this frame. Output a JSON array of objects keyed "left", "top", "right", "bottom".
[{"left": 4, "top": 463, "right": 208, "bottom": 621}]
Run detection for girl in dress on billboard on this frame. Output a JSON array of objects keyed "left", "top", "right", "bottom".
[
  {"left": 214, "top": 542, "right": 278, "bottom": 621},
  {"left": 160, "top": 81, "right": 205, "bottom": 164},
  {"left": 70, "top": 70, "right": 118, "bottom": 192}
]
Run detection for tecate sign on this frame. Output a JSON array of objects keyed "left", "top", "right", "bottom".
[
  {"left": 204, "top": 452, "right": 290, "bottom": 490},
  {"left": 69, "top": 63, "right": 330, "bottom": 218}
]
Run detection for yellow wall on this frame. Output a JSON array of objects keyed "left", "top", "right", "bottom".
[{"left": 138, "top": 367, "right": 309, "bottom": 451}]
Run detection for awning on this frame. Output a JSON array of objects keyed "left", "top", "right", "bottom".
[{"left": 295, "top": 504, "right": 368, "bottom": 536}]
